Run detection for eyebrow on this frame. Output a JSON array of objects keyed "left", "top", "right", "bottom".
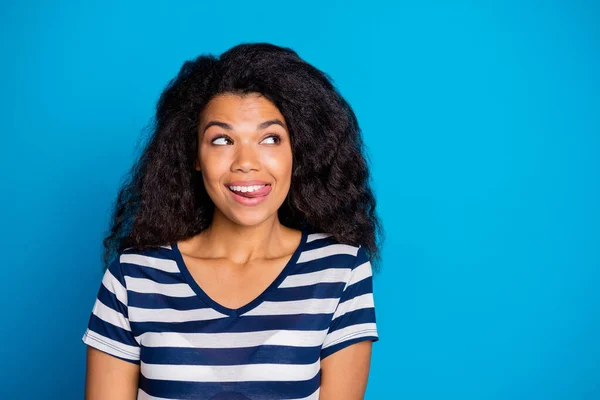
[{"left": 202, "top": 119, "right": 286, "bottom": 134}]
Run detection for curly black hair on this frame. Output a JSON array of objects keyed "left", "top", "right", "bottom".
[{"left": 102, "top": 42, "right": 384, "bottom": 272}]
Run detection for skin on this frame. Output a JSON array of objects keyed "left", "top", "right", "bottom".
[
  {"left": 84, "top": 93, "right": 372, "bottom": 399},
  {"left": 85, "top": 349, "right": 139, "bottom": 399}
]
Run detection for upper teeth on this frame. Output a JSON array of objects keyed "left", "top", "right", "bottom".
[{"left": 228, "top": 184, "right": 266, "bottom": 193}]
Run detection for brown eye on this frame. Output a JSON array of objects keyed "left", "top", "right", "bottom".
[
  {"left": 212, "top": 135, "right": 233, "bottom": 145},
  {"left": 262, "top": 134, "right": 282, "bottom": 144}
]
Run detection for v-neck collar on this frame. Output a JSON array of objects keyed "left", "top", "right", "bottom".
[{"left": 171, "top": 229, "right": 307, "bottom": 318}]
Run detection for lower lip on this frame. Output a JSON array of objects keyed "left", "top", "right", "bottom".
[{"left": 227, "top": 185, "right": 272, "bottom": 206}]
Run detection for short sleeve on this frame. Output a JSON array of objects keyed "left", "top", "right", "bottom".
[
  {"left": 321, "top": 245, "right": 379, "bottom": 359},
  {"left": 81, "top": 256, "right": 141, "bottom": 364}
]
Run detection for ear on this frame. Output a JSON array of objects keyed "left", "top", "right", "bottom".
[{"left": 194, "top": 159, "right": 201, "bottom": 171}]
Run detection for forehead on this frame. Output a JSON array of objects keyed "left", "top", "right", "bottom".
[{"left": 200, "top": 93, "right": 286, "bottom": 125}]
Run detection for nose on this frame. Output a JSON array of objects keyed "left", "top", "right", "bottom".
[{"left": 231, "top": 141, "right": 260, "bottom": 172}]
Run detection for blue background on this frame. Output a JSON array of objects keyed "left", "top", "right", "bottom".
[{"left": 1, "top": 1, "right": 598, "bottom": 399}]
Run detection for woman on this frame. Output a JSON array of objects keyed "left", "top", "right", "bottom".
[{"left": 82, "top": 42, "right": 384, "bottom": 400}]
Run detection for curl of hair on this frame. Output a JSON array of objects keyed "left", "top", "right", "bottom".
[{"left": 102, "top": 43, "right": 384, "bottom": 272}]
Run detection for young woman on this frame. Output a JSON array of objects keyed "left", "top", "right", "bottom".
[{"left": 82, "top": 43, "right": 384, "bottom": 400}]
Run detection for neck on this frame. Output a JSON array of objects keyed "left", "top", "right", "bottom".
[{"left": 191, "top": 211, "right": 292, "bottom": 264}]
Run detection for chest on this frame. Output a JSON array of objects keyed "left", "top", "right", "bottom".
[{"left": 181, "top": 256, "right": 289, "bottom": 310}]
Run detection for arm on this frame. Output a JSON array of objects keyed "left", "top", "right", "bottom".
[
  {"left": 319, "top": 245, "right": 379, "bottom": 399},
  {"left": 85, "top": 347, "right": 140, "bottom": 400},
  {"left": 319, "top": 340, "right": 373, "bottom": 400},
  {"left": 82, "top": 257, "right": 142, "bottom": 399}
]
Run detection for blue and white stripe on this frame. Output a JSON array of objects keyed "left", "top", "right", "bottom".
[{"left": 82, "top": 231, "right": 378, "bottom": 399}]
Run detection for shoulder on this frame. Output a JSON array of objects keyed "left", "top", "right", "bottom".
[
  {"left": 114, "top": 243, "right": 179, "bottom": 278},
  {"left": 294, "top": 232, "right": 373, "bottom": 302},
  {"left": 295, "top": 231, "right": 365, "bottom": 277}
]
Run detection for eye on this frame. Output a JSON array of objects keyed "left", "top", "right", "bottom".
[
  {"left": 211, "top": 135, "right": 233, "bottom": 145},
  {"left": 261, "top": 134, "right": 282, "bottom": 144}
]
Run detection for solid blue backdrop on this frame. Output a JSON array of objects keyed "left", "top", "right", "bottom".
[{"left": 1, "top": 1, "right": 598, "bottom": 399}]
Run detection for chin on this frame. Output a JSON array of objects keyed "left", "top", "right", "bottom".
[{"left": 223, "top": 208, "right": 278, "bottom": 227}]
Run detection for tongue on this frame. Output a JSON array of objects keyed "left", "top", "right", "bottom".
[
  {"left": 232, "top": 185, "right": 271, "bottom": 198},
  {"left": 237, "top": 192, "right": 260, "bottom": 198}
]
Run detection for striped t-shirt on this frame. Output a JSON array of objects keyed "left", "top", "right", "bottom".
[{"left": 82, "top": 230, "right": 379, "bottom": 400}]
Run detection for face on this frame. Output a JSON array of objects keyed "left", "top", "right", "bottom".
[{"left": 195, "top": 93, "right": 293, "bottom": 227}]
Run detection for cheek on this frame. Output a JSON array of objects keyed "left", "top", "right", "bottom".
[
  {"left": 264, "top": 149, "right": 293, "bottom": 177},
  {"left": 199, "top": 154, "right": 228, "bottom": 186}
]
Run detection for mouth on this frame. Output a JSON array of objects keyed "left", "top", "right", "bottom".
[
  {"left": 226, "top": 183, "right": 272, "bottom": 198},
  {"left": 225, "top": 183, "right": 272, "bottom": 205}
]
